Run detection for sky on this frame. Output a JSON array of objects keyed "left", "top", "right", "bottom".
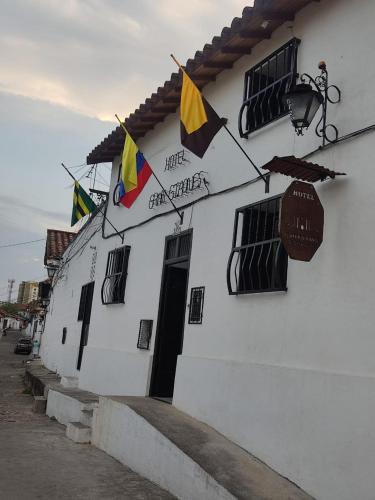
[{"left": 0, "top": 0, "right": 251, "bottom": 302}]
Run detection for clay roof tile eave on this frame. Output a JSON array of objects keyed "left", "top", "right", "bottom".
[{"left": 86, "top": 0, "right": 315, "bottom": 165}]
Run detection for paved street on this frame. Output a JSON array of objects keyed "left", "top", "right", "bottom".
[{"left": 0, "top": 330, "right": 174, "bottom": 500}]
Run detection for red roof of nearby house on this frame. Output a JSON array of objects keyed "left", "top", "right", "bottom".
[
  {"left": 44, "top": 229, "right": 76, "bottom": 264},
  {"left": 0, "top": 308, "right": 26, "bottom": 322},
  {"left": 13, "top": 303, "right": 29, "bottom": 311},
  {"left": 86, "top": 0, "right": 316, "bottom": 164}
]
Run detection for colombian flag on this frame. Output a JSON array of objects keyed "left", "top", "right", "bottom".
[
  {"left": 180, "top": 71, "right": 223, "bottom": 158},
  {"left": 119, "top": 131, "right": 152, "bottom": 208}
]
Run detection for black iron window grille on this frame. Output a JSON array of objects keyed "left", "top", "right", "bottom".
[
  {"left": 239, "top": 38, "right": 300, "bottom": 138},
  {"left": 101, "top": 246, "right": 131, "bottom": 305},
  {"left": 137, "top": 320, "right": 153, "bottom": 350},
  {"left": 188, "top": 287, "right": 205, "bottom": 324},
  {"left": 165, "top": 232, "right": 192, "bottom": 261},
  {"left": 227, "top": 196, "right": 288, "bottom": 294}
]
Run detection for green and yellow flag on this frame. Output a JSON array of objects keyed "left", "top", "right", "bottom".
[
  {"left": 71, "top": 181, "right": 97, "bottom": 226},
  {"left": 180, "top": 70, "right": 223, "bottom": 158}
]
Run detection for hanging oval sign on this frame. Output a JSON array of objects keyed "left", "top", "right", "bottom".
[{"left": 279, "top": 181, "right": 324, "bottom": 261}]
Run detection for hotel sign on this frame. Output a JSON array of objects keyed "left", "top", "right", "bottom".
[
  {"left": 280, "top": 181, "right": 324, "bottom": 262},
  {"left": 149, "top": 171, "right": 207, "bottom": 209}
]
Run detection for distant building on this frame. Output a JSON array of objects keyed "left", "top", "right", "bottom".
[
  {"left": 17, "top": 281, "right": 39, "bottom": 304},
  {"left": 16, "top": 282, "right": 25, "bottom": 303},
  {"left": 0, "top": 308, "right": 26, "bottom": 330}
]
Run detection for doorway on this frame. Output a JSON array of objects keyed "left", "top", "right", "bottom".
[
  {"left": 150, "top": 230, "right": 192, "bottom": 401},
  {"left": 77, "top": 281, "right": 94, "bottom": 371}
]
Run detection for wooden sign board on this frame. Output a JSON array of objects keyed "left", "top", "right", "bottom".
[{"left": 280, "top": 181, "right": 324, "bottom": 261}]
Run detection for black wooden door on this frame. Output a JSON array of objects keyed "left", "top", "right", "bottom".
[
  {"left": 150, "top": 230, "right": 192, "bottom": 400},
  {"left": 77, "top": 281, "right": 94, "bottom": 371}
]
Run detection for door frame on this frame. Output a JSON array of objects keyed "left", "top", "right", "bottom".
[
  {"left": 77, "top": 281, "right": 95, "bottom": 371},
  {"left": 149, "top": 229, "right": 192, "bottom": 398}
]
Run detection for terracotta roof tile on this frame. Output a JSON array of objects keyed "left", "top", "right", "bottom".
[
  {"left": 0, "top": 308, "right": 26, "bottom": 321},
  {"left": 44, "top": 229, "right": 76, "bottom": 264},
  {"left": 87, "top": 0, "right": 316, "bottom": 164},
  {"left": 262, "top": 156, "right": 346, "bottom": 182}
]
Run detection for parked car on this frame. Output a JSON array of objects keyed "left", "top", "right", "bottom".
[{"left": 14, "top": 337, "right": 33, "bottom": 355}]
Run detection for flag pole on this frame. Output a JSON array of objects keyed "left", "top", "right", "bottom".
[
  {"left": 61, "top": 162, "right": 76, "bottom": 182},
  {"left": 61, "top": 163, "right": 124, "bottom": 243},
  {"left": 170, "top": 54, "right": 270, "bottom": 193},
  {"left": 114, "top": 114, "right": 184, "bottom": 224},
  {"left": 170, "top": 54, "right": 186, "bottom": 74},
  {"left": 221, "top": 124, "right": 269, "bottom": 192}
]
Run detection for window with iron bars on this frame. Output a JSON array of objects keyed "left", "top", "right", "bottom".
[
  {"left": 101, "top": 246, "right": 131, "bottom": 304},
  {"left": 239, "top": 38, "right": 300, "bottom": 138},
  {"left": 137, "top": 320, "right": 153, "bottom": 350},
  {"left": 188, "top": 287, "right": 205, "bottom": 324},
  {"left": 227, "top": 196, "right": 288, "bottom": 294},
  {"left": 165, "top": 232, "right": 192, "bottom": 261}
]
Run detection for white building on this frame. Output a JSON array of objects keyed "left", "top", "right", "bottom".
[
  {"left": 40, "top": 1, "right": 375, "bottom": 498},
  {"left": 0, "top": 309, "right": 24, "bottom": 330}
]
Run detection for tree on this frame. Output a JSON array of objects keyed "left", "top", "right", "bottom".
[{"left": 0, "top": 302, "right": 19, "bottom": 315}]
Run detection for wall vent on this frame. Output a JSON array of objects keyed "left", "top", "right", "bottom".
[{"left": 137, "top": 320, "right": 153, "bottom": 350}]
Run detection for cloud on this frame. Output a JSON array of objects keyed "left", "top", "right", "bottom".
[
  {"left": 0, "top": 0, "right": 252, "bottom": 120},
  {"left": 0, "top": 219, "right": 47, "bottom": 291},
  {"left": 0, "top": 194, "right": 71, "bottom": 234},
  {"left": 0, "top": 0, "right": 254, "bottom": 291}
]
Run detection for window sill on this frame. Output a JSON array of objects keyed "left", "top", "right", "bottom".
[
  {"left": 240, "top": 113, "right": 290, "bottom": 140},
  {"left": 229, "top": 287, "right": 288, "bottom": 296},
  {"left": 102, "top": 300, "right": 125, "bottom": 305}
]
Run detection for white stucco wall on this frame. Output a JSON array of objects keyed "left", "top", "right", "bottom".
[
  {"left": 40, "top": 1, "right": 375, "bottom": 498},
  {"left": 92, "top": 397, "right": 234, "bottom": 500},
  {"left": 40, "top": 212, "right": 105, "bottom": 375},
  {"left": 1, "top": 317, "right": 21, "bottom": 330}
]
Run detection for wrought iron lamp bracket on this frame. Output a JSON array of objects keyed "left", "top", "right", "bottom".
[{"left": 299, "top": 62, "right": 341, "bottom": 145}]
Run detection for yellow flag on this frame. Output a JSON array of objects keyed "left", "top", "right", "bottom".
[
  {"left": 121, "top": 132, "right": 139, "bottom": 192},
  {"left": 180, "top": 72, "right": 208, "bottom": 134}
]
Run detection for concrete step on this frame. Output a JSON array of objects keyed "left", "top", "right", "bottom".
[
  {"left": 46, "top": 386, "right": 99, "bottom": 425},
  {"left": 32, "top": 395, "right": 47, "bottom": 414},
  {"left": 25, "top": 364, "right": 60, "bottom": 397},
  {"left": 80, "top": 409, "right": 94, "bottom": 427},
  {"left": 93, "top": 396, "right": 313, "bottom": 500},
  {"left": 61, "top": 376, "right": 78, "bottom": 388},
  {"left": 66, "top": 422, "right": 91, "bottom": 443}
]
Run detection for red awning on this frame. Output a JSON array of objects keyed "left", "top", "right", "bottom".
[{"left": 262, "top": 156, "right": 346, "bottom": 182}]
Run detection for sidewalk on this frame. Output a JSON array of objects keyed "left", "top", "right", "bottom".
[{"left": 0, "top": 330, "right": 174, "bottom": 500}]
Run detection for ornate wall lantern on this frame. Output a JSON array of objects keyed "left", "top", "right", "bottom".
[
  {"left": 283, "top": 61, "right": 341, "bottom": 145},
  {"left": 41, "top": 297, "right": 50, "bottom": 308},
  {"left": 46, "top": 265, "right": 58, "bottom": 278}
]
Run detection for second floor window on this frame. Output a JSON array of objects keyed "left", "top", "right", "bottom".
[
  {"left": 239, "top": 38, "right": 300, "bottom": 138},
  {"left": 227, "top": 196, "right": 288, "bottom": 294},
  {"left": 101, "top": 246, "right": 131, "bottom": 304}
]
